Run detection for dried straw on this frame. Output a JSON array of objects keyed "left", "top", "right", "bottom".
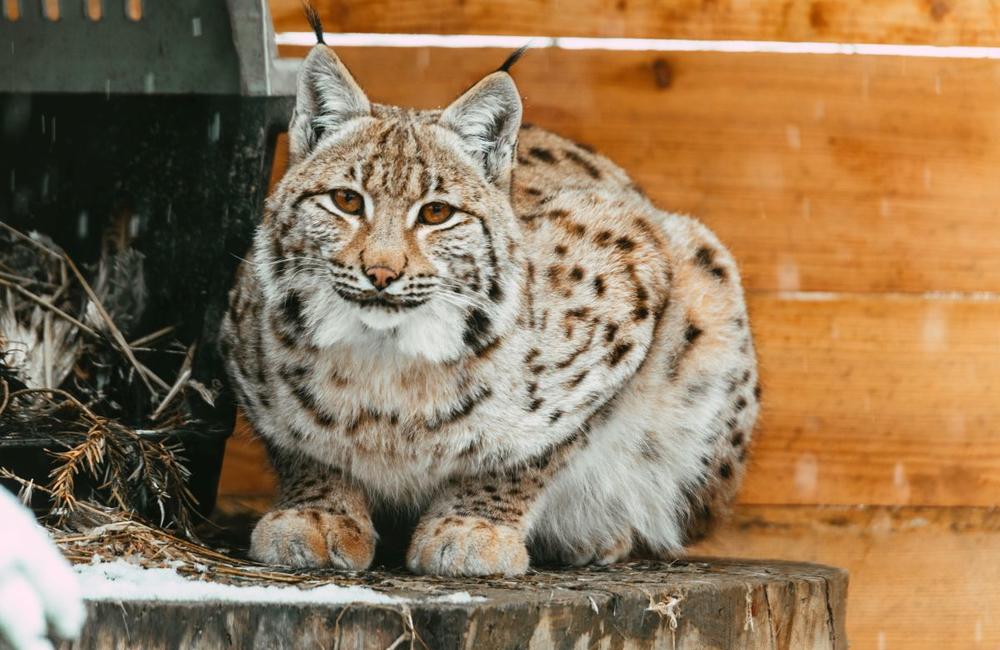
[
  {"left": 1, "top": 220, "right": 206, "bottom": 532},
  {"left": 0, "top": 221, "right": 164, "bottom": 394}
]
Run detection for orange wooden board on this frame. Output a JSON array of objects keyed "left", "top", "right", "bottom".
[
  {"left": 271, "top": 45, "right": 1000, "bottom": 294},
  {"left": 270, "top": 0, "right": 1000, "bottom": 46},
  {"left": 219, "top": 293, "right": 1000, "bottom": 507},
  {"left": 218, "top": 416, "right": 276, "bottom": 498},
  {"left": 691, "top": 504, "right": 1000, "bottom": 650},
  {"left": 742, "top": 293, "right": 1000, "bottom": 507}
]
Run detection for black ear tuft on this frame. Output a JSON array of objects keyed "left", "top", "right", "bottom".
[
  {"left": 497, "top": 45, "right": 530, "bottom": 73},
  {"left": 302, "top": 0, "right": 326, "bottom": 45},
  {"left": 288, "top": 47, "right": 371, "bottom": 164}
]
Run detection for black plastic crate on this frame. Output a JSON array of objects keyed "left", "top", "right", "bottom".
[{"left": 0, "top": 1, "right": 296, "bottom": 517}]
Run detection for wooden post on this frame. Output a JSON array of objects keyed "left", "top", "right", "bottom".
[{"left": 73, "top": 558, "right": 847, "bottom": 649}]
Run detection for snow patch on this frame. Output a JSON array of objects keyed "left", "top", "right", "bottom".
[
  {"left": 74, "top": 560, "right": 476, "bottom": 606},
  {"left": 429, "top": 592, "right": 486, "bottom": 604}
]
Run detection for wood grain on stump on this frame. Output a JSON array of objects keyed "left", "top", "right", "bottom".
[{"left": 74, "top": 558, "right": 847, "bottom": 649}]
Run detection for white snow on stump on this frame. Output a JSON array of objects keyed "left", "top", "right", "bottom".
[{"left": 75, "top": 559, "right": 482, "bottom": 605}]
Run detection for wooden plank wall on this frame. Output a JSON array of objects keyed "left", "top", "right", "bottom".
[
  {"left": 271, "top": 0, "right": 1000, "bottom": 46},
  {"left": 217, "top": 4, "right": 1000, "bottom": 647}
]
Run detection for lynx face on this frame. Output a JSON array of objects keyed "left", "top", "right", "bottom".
[{"left": 256, "top": 49, "right": 524, "bottom": 362}]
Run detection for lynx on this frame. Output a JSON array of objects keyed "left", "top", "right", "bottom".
[{"left": 221, "top": 30, "right": 759, "bottom": 577}]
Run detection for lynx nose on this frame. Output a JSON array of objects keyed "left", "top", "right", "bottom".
[{"left": 365, "top": 266, "right": 400, "bottom": 290}]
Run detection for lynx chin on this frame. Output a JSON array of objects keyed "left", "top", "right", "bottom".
[{"left": 221, "top": 37, "right": 759, "bottom": 576}]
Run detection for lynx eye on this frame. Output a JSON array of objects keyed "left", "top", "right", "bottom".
[
  {"left": 418, "top": 202, "right": 455, "bottom": 226},
  {"left": 331, "top": 188, "right": 364, "bottom": 216}
]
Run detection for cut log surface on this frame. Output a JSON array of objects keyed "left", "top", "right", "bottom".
[{"left": 73, "top": 559, "right": 846, "bottom": 650}]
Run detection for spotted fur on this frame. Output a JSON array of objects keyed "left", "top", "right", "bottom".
[{"left": 220, "top": 45, "right": 759, "bottom": 576}]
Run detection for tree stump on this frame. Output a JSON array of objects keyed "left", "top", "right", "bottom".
[{"left": 74, "top": 558, "right": 847, "bottom": 649}]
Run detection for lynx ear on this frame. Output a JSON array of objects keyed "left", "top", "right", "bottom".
[
  {"left": 289, "top": 46, "right": 371, "bottom": 164},
  {"left": 440, "top": 72, "right": 523, "bottom": 189}
]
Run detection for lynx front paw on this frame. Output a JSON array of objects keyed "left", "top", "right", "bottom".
[
  {"left": 249, "top": 507, "right": 375, "bottom": 570},
  {"left": 406, "top": 516, "right": 529, "bottom": 577}
]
